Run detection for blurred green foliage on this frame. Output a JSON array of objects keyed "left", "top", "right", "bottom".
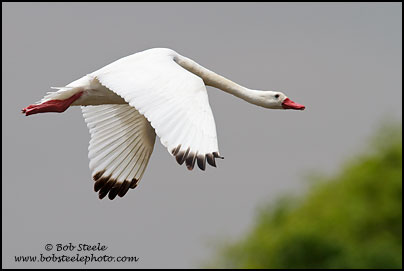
[{"left": 210, "top": 123, "right": 402, "bottom": 269}]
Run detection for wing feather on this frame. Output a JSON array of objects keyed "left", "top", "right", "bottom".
[
  {"left": 82, "top": 104, "right": 155, "bottom": 199},
  {"left": 90, "top": 49, "right": 222, "bottom": 170}
]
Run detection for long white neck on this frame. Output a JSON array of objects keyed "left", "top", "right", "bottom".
[{"left": 174, "top": 54, "right": 265, "bottom": 106}]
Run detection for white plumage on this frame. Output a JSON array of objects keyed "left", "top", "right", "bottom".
[
  {"left": 23, "top": 48, "right": 305, "bottom": 200},
  {"left": 91, "top": 49, "right": 220, "bottom": 165},
  {"left": 82, "top": 104, "right": 155, "bottom": 198}
]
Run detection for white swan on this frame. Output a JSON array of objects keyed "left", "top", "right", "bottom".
[{"left": 22, "top": 48, "right": 305, "bottom": 200}]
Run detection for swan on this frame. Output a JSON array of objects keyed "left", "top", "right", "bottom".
[{"left": 22, "top": 48, "right": 305, "bottom": 200}]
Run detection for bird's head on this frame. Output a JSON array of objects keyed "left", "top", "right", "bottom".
[{"left": 260, "top": 91, "right": 305, "bottom": 110}]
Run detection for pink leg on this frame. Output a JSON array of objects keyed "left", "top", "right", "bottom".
[{"left": 22, "top": 91, "right": 83, "bottom": 116}]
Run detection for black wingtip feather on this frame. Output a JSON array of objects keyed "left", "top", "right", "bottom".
[
  {"left": 197, "top": 155, "right": 206, "bottom": 170},
  {"left": 172, "top": 144, "right": 181, "bottom": 156},
  {"left": 93, "top": 170, "right": 105, "bottom": 181},
  {"left": 185, "top": 152, "right": 197, "bottom": 170},
  {"left": 173, "top": 149, "right": 222, "bottom": 171},
  {"left": 176, "top": 147, "right": 190, "bottom": 165},
  {"left": 93, "top": 172, "right": 139, "bottom": 200},
  {"left": 108, "top": 185, "right": 121, "bottom": 200},
  {"left": 213, "top": 152, "right": 224, "bottom": 159},
  {"left": 118, "top": 180, "right": 131, "bottom": 197},
  {"left": 98, "top": 179, "right": 116, "bottom": 199},
  {"left": 94, "top": 177, "right": 108, "bottom": 192},
  {"left": 129, "top": 178, "right": 138, "bottom": 189},
  {"left": 176, "top": 151, "right": 185, "bottom": 165},
  {"left": 206, "top": 153, "right": 216, "bottom": 167}
]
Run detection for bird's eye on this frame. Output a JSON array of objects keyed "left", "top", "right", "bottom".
[{"left": 274, "top": 94, "right": 280, "bottom": 99}]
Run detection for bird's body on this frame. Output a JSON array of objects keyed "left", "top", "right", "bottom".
[{"left": 23, "top": 48, "right": 305, "bottom": 200}]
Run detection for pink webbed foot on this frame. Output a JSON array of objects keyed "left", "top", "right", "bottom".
[{"left": 22, "top": 92, "right": 83, "bottom": 116}]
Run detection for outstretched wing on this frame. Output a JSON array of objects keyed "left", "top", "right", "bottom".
[
  {"left": 82, "top": 104, "right": 156, "bottom": 200},
  {"left": 91, "top": 50, "right": 223, "bottom": 171}
]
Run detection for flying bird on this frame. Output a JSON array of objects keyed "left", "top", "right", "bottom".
[{"left": 22, "top": 48, "right": 305, "bottom": 200}]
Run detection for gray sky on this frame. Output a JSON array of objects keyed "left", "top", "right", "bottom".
[{"left": 2, "top": 3, "right": 402, "bottom": 268}]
